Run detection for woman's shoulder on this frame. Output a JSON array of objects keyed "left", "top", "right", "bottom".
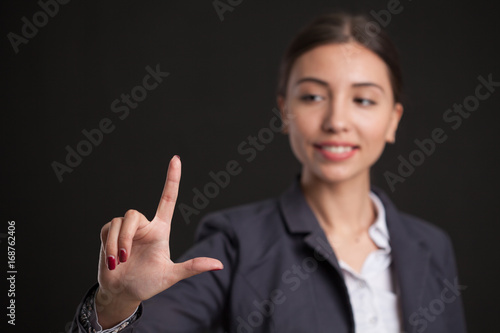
[
  {"left": 373, "top": 186, "right": 455, "bottom": 258},
  {"left": 194, "top": 195, "right": 285, "bottom": 240},
  {"left": 398, "top": 210, "right": 453, "bottom": 245}
]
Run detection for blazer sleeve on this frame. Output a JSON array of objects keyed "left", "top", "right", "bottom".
[
  {"left": 440, "top": 233, "right": 468, "bottom": 332},
  {"left": 70, "top": 211, "right": 238, "bottom": 333}
]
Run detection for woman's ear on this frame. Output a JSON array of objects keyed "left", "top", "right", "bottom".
[
  {"left": 277, "top": 95, "right": 289, "bottom": 134},
  {"left": 386, "top": 102, "right": 404, "bottom": 143}
]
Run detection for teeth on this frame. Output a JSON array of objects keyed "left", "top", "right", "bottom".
[{"left": 322, "top": 146, "right": 353, "bottom": 153}]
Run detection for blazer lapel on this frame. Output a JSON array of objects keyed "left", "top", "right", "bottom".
[
  {"left": 278, "top": 175, "right": 355, "bottom": 330},
  {"left": 372, "top": 187, "right": 432, "bottom": 333},
  {"left": 278, "top": 176, "right": 431, "bottom": 333},
  {"left": 278, "top": 174, "right": 344, "bottom": 273}
]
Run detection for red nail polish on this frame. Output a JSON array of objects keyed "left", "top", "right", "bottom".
[
  {"left": 107, "top": 256, "right": 116, "bottom": 270},
  {"left": 119, "top": 249, "right": 127, "bottom": 263}
]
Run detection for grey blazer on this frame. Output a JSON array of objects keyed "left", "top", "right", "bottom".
[{"left": 71, "top": 175, "right": 467, "bottom": 333}]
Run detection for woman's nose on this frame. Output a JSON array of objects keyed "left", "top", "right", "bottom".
[{"left": 322, "top": 99, "right": 349, "bottom": 133}]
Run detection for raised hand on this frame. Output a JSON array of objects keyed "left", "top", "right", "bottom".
[{"left": 95, "top": 155, "right": 223, "bottom": 328}]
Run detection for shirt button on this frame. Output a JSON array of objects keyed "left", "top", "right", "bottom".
[
  {"left": 358, "top": 281, "right": 366, "bottom": 288},
  {"left": 369, "top": 316, "right": 378, "bottom": 325}
]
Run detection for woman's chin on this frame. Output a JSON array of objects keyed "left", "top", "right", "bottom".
[{"left": 304, "top": 166, "right": 369, "bottom": 185}]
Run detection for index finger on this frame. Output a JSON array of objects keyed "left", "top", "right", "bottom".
[{"left": 155, "top": 155, "right": 181, "bottom": 222}]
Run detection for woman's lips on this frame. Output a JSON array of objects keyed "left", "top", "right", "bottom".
[{"left": 313, "top": 142, "right": 359, "bottom": 161}]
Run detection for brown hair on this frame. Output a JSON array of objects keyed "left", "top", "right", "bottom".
[{"left": 276, "top": 12, "right": 403, "bottom": 104}]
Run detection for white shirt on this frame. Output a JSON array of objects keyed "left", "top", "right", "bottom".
[{"left": 338, "top": 192, "right": 402, "bottom": 333}]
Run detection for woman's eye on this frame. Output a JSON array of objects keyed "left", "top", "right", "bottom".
[
  {"left": 354, "top": 98, "right": 376, "bottom": 106},
  {"left": 300, "top": 94, "right": 324, "bottom": 102}
]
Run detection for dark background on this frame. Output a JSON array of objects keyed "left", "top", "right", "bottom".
[{"left": 1, "top": 0, "right": 499, "bottom": 331}]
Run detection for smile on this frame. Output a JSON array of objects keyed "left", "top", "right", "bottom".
[
  {"left": 313, "top": 143, "right": 359, "bottom": 161},
  {"left": 321, "top": 145, "right": 353, "bottom": 153}
]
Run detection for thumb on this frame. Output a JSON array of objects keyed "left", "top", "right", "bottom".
[{"left": 172, "top": 257, "right": 224, "bottom": 282}]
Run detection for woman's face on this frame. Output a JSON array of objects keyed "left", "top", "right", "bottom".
[{"left": 278, "top": 42, "right": 403, "bottom": 185}]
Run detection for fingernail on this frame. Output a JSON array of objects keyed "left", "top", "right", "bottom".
[
  {"left": 119, "top": 248, "right": 127, "bottom": 263},
  {"left": 211, "top": 264, "right": 224, "bottom": 271},
  {"left": 174, "top": 155, "right": 180, "bottom": 161},
  {"left": 107, "top": 256, "right": 116, "bottom": 270}
]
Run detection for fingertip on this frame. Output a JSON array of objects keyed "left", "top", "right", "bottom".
[
  {"left": 171, "top": 155, "right": 181, "bottom": 167},
  {"left": 107, "top": 255, "right": 116, "bottom": 270},
  {"left": 168, "top": 154, "right": 181, "bottom": 173},
  {"left": 119, "top": 248, "right": 127, "bottom": 263},
  {"left": 211, "top": 261, "right": 224, "bottom": 271}
]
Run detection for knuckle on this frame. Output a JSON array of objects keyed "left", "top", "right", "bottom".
[
  {"left": 110, "top": 217, "right": 122, "bottom": 226},
  {"left": 167, "top": 176, "right": 180, "bottom": 185},
  {"left": 163, "top": 193, "right": 177, "bottom": 203},
  {"left": 105, "top": 244, "right": 116, "bottom": 254},
  {"left": 124, "top": 209, "right": 140, "bottom": 219},
  {"left": 118, "top": 232, "right": 133, "bottom": 244},
  {"left": 100, "top": 222, "right": 109, "bottom": 234}
]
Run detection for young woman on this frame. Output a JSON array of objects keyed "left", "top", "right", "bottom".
[{"left": 71, "top": 12, "right": 467, "bottom": 333}]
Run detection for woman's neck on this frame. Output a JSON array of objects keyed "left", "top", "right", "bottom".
[{"left": 300, "top": 171, "right": 376, "bottom": 237}]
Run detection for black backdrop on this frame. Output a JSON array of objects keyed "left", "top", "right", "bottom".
[{"left": 2, "top": 0, "right": 499, "bottom": 332}]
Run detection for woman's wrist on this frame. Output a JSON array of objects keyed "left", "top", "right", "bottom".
[{"left": 95, "top": 287, "right": 141, "bottom": 329}]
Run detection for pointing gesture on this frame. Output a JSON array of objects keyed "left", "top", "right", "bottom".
[
  {"left": 155, "top": 154, "right": 182, "bottom": 224},
  {"left": 95, "top": 155, "right": 223, "bottom": 329}
]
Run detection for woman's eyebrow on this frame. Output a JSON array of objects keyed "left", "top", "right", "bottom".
[
  {"left": 295, "top": 78, "right": 385, "bottom": 95},
  {"left": 352, "top": 82, "right": 385, "bottom": 94},
  {"left": 295, "top": 77, "right": 329, "bottom": 87}
]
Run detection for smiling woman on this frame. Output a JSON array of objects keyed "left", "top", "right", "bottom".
[
  {"left": 70, "top": 11, "right": 467, "bottom": 333},
  {"left": 280, "top": 41, "right": 404, "bottom": 277},
  {"left": 279, "top": 43, "right": 402, "bottom": 187}
]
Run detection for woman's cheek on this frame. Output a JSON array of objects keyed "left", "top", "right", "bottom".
[
  {"left": 366, "top": 129, "right": 389, "bottom": 160},
  {"left": 288, "top": 127, "right": 308, "bottom": 165}
]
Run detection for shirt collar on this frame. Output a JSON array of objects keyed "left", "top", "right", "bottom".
[{"left": 368, "top": 191, "right": 391, "bottom": 251}]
